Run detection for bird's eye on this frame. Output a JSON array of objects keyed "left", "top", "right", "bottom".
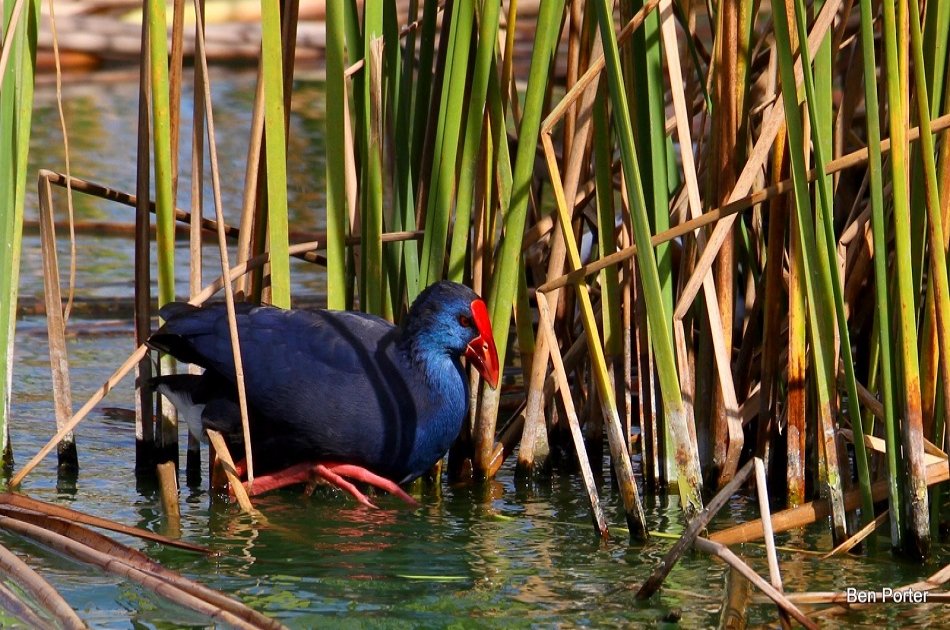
[{"left": 458, "top": 314, "right": 471, "bottom": 328}]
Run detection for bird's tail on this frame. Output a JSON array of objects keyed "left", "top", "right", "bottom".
[{"left": 150, "top": 374, "right": 207, "bottom": 442}]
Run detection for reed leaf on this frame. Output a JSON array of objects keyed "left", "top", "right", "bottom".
[
  {"left": 419, "top": 0, "right": 474, "bottom": 287},
  {"left": 769, "top": 0, "right": 847, "bottom": 541},
  {"left": 448, "top": 0, "right": 500, "bottom": 283},
  {"left": 789, "top": 0, "right": 874, "bottom": 528},
  {"left": 593, "top": 0, "right": 703, "bottom": 517},
  {"left": 477, "top": 0, "right": 566, "bottom": 479},
  {"left": 881, "top": 0, "right": 931, "bottom": 557},
  {"left": 857, "top": 0, "right": 901, "bottom": 545},
  {"left": 0, "top": 0, "right": 38, "bottom": 468},
  {"left": 259, "top": 0, "right": 291, "bottom": 308},
  {"left": 324, "top": 0, "right": 348, "bottom": 309}
]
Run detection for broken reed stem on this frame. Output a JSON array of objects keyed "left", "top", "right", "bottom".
[
  {"left": 38, "top": 173, "right": 78, "bottom": 473},
  {"left": 0, "top": 579, "right": 50, "bottom": 628},
  {"left": 156, "top": 460, "right": 181, "bottom": 535},
  {"left": 536, "top": 295, "right": 608, "bottom": 538},
  {"left": 637, "top": 459, "right": 755, "bottom": 600},
  {"left": 187, "top": 0, "right": 207, "bottom": 487},
  {"left": 0, "top": 505, "right": 280, "bottom": 629},
  {"left": 39, "top": 171, "right": 422, "bottom": 258},
  {"left": 710, "top": 461, "right": 949, "bottom": 546},
  {"left": 820, "top": 510, "right": 889, "bottom": 559},
  {"left": 719, "top": 568, "right": 752, "bottom": 629},
  {"left": 205, "top": 429, "right": 259, "bottom": 518},
  {"left": 694, "top": 537, "right": 818, "bottom": 630},
  {"left": 754, "top": 457, "right": 790, "bottom": 629}
]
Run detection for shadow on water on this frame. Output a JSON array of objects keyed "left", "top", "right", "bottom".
[{"left": 6, "top": 72, "right": 948, "bottom": 627}]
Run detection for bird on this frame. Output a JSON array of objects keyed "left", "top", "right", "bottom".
[{"left": 146, "top": 281, "right": 499, "bottom": 507}]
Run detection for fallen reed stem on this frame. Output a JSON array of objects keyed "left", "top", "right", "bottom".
[
  {"left": 637, "top": 459, "right": 754, "bottom": 599},
  {"left": 0, "top": 540, "right": 86, "bottom": 629},
  {"left": 694, "top": 537, "right": 818, "bottom": 630}
]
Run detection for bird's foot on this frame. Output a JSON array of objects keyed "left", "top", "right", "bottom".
[
  {"left": 312, "top": 463, "right": 420, "bottom": 508},
  {"left": 233, "top": 460, "right": 419, "bottom": 508}
]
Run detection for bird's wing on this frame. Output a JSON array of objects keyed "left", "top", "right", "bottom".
[{"left": 154, "top": 303, "right": 392, "bottom": 379}]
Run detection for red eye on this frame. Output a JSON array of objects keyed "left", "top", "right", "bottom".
[{"left": 458, "top": 314, "right": 471, "bottom": 328}]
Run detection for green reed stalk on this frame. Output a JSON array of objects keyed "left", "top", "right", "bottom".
[
  {"left": 909, "top": 1, "right": 950, "bottom": 550},
  {"left": 476, "top": 0, "right": 565, "bottom": 471},
  {"left": 593, "top": 0, "right": 703, "bottom": 518},
  {"left": 769, "top": 0, "right": 847, "bottom": 540},
  {"left": 324, "top": 0, "right": 348, "bottom": 310},
  {"left": 410, "top": 0, "right": 439, "bottom": 196},
  {"left": 419, "top": 1, "right": 474, "bottom": 286},
  {"left": 147, "top": 0, "right": 175, "bottom": 310},
  {"left": 627, "top": 0, "right": 670, "bottom": 309},
  {"left": 916, "top": 0, "right": 950, "bottom": 462},
  {"left": 388, "top": 0, "right": 420, "bottom": 307},
  {"left": 259, "top": 0, "right": 290, "bottom": 308},
  {"left": 360, "top": 4, "right": 385, "bottom": 316},
  {"left": 925, "top": 0, "right": 950, "bottom": 536},
  {"left": 857, "top": 0, "right": 901, "bottom": 546},
  {"left": 881, "top": 0, "right": 931, "bottom": 558},
  {"left": 790, "top": 0, "right": 874, "bottom": 529},
  {"left": 593, "top": 85, "right": 622, "bottom": 374},
  {"left": 0, "top": 0, "right": 39, "bottom": 467},
  {"left": 813, "top": 0, "right": 835, "bottom": 358},
  {"left": 448, "top": 0, "right": 500, "bottom": 283},
  {"left": 625, "top": 0, "right": 676, "bottom": 482}
]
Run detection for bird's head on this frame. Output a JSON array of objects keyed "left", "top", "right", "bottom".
[{"left": 402, "top": 282, "right": 500, "bottom": 389}]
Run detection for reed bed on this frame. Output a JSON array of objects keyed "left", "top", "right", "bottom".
[{"left": 2, "top": 0, "right": 950, "bottom": 622}]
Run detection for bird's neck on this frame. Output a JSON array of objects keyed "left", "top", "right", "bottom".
[
  {"left": 397, "top": 336, "right": 469, "bottom": 482},
  {"left": 401, "top": 334, "right": 465, "bottom": 396}
]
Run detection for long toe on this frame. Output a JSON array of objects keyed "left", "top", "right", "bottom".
[{"left": 322, "top": 463, "right": 420, "bottom": 507}]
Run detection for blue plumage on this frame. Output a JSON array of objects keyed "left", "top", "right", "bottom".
[{"left": 148, "top": 282, "right": 497, "bottom": 488}]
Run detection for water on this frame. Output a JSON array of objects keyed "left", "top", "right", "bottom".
[{"left": 4, "top": 71, "right": 948, "bottom": 628}]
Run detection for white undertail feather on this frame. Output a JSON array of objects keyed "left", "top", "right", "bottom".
[{"left": 155, "top": 385, "right": 206, "bottom": 442}]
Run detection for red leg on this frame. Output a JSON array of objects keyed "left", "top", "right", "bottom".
[{"left": 240, "top": 462, "right": 314, "bottom": 496}]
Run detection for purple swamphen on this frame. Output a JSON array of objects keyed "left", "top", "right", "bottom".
[{"left": 147, "top": 281, "right": 499, "bottom": 507}]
